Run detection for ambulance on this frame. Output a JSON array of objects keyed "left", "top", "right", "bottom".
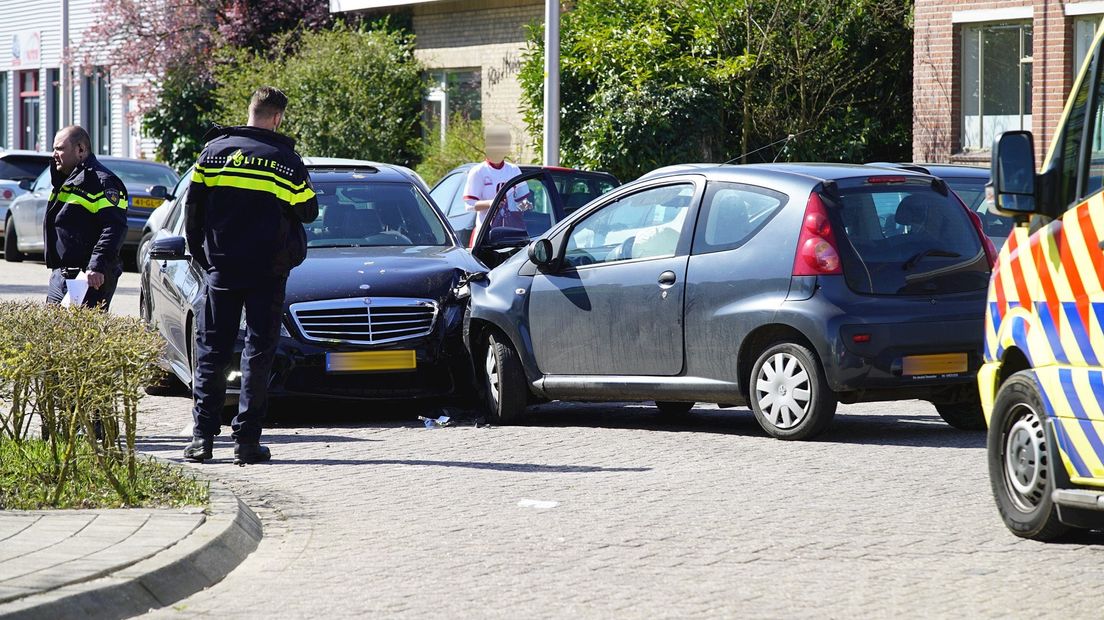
[{"left": 984, "top": 29, "right": 1104, "bottom": 540}]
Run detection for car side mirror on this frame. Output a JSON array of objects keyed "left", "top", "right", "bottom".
[
  {"left": 527, "top": 238, "right": 554, "bottom": 267},
  {"left": 991, "top": 130, "right": 1037, "bottom": 215},
  {"left": 149, "top": 236, "right": 188, "bottom": 261},
  {"left": 149, "top": 185, "right": 169, "bottom": 199},
  {"left": 18, "top": 179, "right": 33, "bottom": 191}
]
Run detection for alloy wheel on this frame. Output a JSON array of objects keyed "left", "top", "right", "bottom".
[{"left": 484, "top": 343, "right": 500, "bottom": 406}]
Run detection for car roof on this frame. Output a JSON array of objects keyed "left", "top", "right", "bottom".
[
  {"left": 441, "top": 162, "right": 617, "bottom": 180},
  {"left": 640, "top": 162, "right": 935, "bottom": 185},
  {"left": 98, "top": 156, "right": 175, "bottom": 170},
  {"left": 867, "top": 162, "right": 990, "bottom": 179},
  {"left": 302, "top": 157, "right": 430, "bottom": 191},
  {"left": 0, "top": 149, "right": 50, "bottom": 159}
]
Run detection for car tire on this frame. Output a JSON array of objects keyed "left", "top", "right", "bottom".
[
  {"left": 935, "top": 398, "right": 986, "bottom": 431},
  {"left": 4, "top": 217, "right": 23, "bottom": 262},
  {"left": 144, "top": 368, "right": 186, "bottom": 396},
  {"left": 655, "top": 401, "right": 694, "bottom": 416},
  {"left": 749, "top": 342, "right": 836, "bottom": 440},
  {"left": 481, "top": 332, "right": 527, "bottom": 424},
  {"left": 988, "top": 371, "right": 1069, "bottom": 541}
]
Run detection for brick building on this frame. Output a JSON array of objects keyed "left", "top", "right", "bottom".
[
  {"left": 330, "top": 0, "right": 543, "bottom": 162},
  {"left": 914, "top": 0, "right": 1104, "bottom": 164}
]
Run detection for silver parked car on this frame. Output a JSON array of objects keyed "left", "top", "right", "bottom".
[{"left": 4, "top": 157, "right": 177, "bottom": 266}]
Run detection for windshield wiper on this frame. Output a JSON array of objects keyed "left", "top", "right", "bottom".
[
  {"left": 902, "top": 248, "right": 961, "bottom": 271},
  {"left": 310, "top": 243, "right": 364, "bottom": 249}
]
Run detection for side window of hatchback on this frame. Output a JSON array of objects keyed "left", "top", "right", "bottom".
[{"left": 564, "top": 183, "right": 695, "bottom": 267}]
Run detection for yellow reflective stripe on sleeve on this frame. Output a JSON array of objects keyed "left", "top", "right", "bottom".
[
  {"left": 54, "top": 190, "right": 125, "bottom": 213},
  {"left": 193, "top": 170, "right": 317, "bottom": 205}
]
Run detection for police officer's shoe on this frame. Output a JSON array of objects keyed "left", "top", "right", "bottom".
[
  {"left": 183, "top": 436, "right": 214, "bottom": 462},
  {"left": 233, "top": 442, "right": 271, "bottom": 465}
]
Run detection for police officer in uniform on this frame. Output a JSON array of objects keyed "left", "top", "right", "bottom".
[
  {"left": 45, "top": 126, "right": 128, "bottom": 309},
  {"left": 183, "top": 86, "right": 318, "bottom": 464}
]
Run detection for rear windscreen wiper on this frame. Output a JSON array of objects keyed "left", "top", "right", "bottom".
[{"left": 902, "top": 248, "right": 961, "bottom": 271}]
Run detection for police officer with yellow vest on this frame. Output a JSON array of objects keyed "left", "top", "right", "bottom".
[
  {"left": 183, "top": 86, "right": 318, "bottom": 465},
  {"left": 45, "top": 125, "right": 128, "bottom": 309}
]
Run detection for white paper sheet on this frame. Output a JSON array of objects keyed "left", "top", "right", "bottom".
[{"left": 61, "top": 271, "right": 88, "bottom": 307}]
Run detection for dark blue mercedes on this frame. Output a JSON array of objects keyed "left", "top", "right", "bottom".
[{"left": 140, "top": 158, "right": 486, "bottom": 404}]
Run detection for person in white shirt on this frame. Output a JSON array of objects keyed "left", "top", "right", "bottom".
[{"left": 463, "top": 126, "right": 530, "bottom": 243}]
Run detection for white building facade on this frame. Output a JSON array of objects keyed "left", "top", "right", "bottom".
[{"left": 0, "top": 0, "right": 148, "bottom": 158}]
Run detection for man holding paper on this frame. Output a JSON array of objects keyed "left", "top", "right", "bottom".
[{"left": 43, "top": 126, "right": 128, "bottom": 310}]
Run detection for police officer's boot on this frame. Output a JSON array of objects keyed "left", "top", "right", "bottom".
[
  {"left": 183, "top": 436, "right": 214, "bottom": 462},
  {"left": 234, "top": 442, "right": 271, "bottom": 465}
]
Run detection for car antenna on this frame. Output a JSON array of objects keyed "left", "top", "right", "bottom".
[{"left": 723, "top": 129, "right": 812, "bottom": 165}]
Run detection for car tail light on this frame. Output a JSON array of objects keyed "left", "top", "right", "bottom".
[
  {"left": 958, "top": 196, "right": 997, "bottom": 269},
  {"left": 792, "top": 192, "right": 842, "bottom": 276},
  {"left": 852, "top": 334, "right": 871, "bottom": 344},
  {"left": 0, "top": 189, "right": 12, "bottom": 200},
  {"left": 866, "top": 176, "right": 908, "bottom": 184}
]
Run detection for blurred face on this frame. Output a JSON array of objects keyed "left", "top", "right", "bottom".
[
  {"left": 53, "top": 131, "right": 87, "bottom": 175},
  {"left": 485, "top": 128, "right": 511, "bottom": 164}
]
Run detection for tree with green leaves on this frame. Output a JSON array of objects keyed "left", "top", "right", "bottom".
[
  {"left": 518, "top": 0, "right": 912, "bottom": 181},
  {"left": 213, "top": 25, "right": 426, "bottom": 166}
]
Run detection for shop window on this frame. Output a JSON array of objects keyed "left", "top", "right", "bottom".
[
  {"left": 961, "top": 22, "right": 1033, "bottom": 151},
  {"left": 423, "top": 69, "right": 481, "bottom": 144},
  {"left": 82, "top": 67, "right": 111, "bottom": 155}
]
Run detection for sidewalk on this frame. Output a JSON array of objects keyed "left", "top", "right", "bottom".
[{"left": 0, "top": 483, "right": 260, "bottom": 620}]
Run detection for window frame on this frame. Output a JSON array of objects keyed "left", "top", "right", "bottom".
[{"left": 960, "top": 21, "right": 1033, "bottom": 152}]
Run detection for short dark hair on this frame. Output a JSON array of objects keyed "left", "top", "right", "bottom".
[
  {"left": 60, "top": 126, "right": 91, "bottom": 152},
  {"left": 249, "top": 86, "right": 288, "bottom": 119}
]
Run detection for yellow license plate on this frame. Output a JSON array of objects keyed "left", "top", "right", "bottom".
[
  {"left": 901, "top": 353, "right": 968, "bottom": 376},
  {"left": 326, "top": 350, "right": 416, "bottom": 373},
  {"left": 131, "top": 197, "right": 163, "bottom": 209}
]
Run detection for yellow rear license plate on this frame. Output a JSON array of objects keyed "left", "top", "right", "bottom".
[
  {"left": 902, "top": 353, "right": 967, "bottom": 376},
  {"left": 326, "top": 350, "right": 416, "bottom": 373},
  {"left": 131, "top": 197, "right": 163, "bottom": 209}
]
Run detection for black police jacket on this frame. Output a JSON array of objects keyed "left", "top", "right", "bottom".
[
  {"left": 44, "top": 154, "right": 128, "bottom": 277},
  {"left": 185, "top": 126, "right": 319, "bottom": 287}
]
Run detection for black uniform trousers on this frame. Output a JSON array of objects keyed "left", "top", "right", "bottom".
[
  {"left": 46, "top": 268, "right": 120, "bottom": 310},
  {"left": 191, "top": 276, "right": 287, "bottom": 444}
]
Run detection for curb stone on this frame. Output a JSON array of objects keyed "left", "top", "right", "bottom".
[{"left": 0, "top": 481, "right": 261, "bottom": 620}]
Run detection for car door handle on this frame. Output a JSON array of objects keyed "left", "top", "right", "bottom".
[{"left": 658, "top": 271, "right": 677, "bottom": 286}]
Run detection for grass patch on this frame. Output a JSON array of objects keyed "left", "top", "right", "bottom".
[{"left": 0, "top": 439, "right": 209, "bottom": 510}]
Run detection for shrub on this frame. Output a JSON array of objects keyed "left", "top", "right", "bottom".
[
  {"left": 0, "top": 302, "right": 204, "bottom": 507},
  {"left": 416, "top": 115, "right": 485, "bottom": 187},
  {"left": 213, "top": 24, "right": 427, "bottom": 167}
]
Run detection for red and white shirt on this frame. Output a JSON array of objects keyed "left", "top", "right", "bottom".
[{"left": 463, "top": 159, "right": 529, "bottom": 230}]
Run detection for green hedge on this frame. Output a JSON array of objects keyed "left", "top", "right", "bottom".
[{"left": 0, "top": 302, "right": 206, "bottom": 507}]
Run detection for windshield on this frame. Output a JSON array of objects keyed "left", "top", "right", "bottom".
[
  {"left": 833, "top": 180, "right": 990, "bottom": 295},
  {"left": 110, "top": 161, "right": 178, "bottom": 192},
  {"left": 0, "top": 156, "right": 50, "bottom": 181},
  {"left": 307, "top": 181, "right": 451, "bottom": 248}
]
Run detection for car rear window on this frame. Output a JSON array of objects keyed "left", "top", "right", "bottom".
[
  {"left": 833, "top": 179, "right": 990, "bottom": 295},
  {"left": 0, "top": 155, "right": 50, "bottom": 181},
  {"left": 110, "top": 161, "right": 179, "bottom": 192}
]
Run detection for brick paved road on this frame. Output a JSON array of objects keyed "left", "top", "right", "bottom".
[{"left": 2, "top": 260, "right": 1102, "bottom": 617}]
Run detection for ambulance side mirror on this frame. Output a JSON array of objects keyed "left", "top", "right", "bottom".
[{"left": 991, "top": 131, "right": 1037, "bottom": 216}]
